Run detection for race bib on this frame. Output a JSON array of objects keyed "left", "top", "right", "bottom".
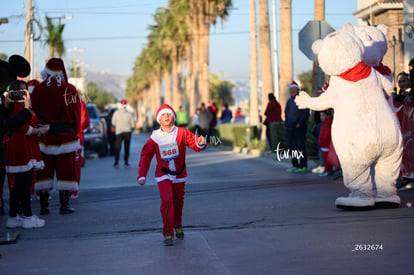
[{"left": 159, "top": 142, "right": 179, "bottom": 161}]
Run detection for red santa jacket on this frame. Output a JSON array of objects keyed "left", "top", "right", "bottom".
[
  {"left": 78, "top": 101, "right": 90, "bottom": 147},
  {"left": 5, "top": 103, "right": 44, "bottom": 173},
  {"left": 31, "top": 80, "right": 81, "bottom": 155},
  {"left": 138, "top": 126, "right": 206, "bottom": 183},
  {"left": 318, "top": 116, "right": 333, "bottom": 150}
]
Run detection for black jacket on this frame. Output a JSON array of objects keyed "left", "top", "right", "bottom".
[{"left": 284, "top": 97, "right": 310, "bottom": 128}]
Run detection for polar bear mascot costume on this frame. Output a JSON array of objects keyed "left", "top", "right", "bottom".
[{"left": 295, "top": 30, "right": 402, "bottom": 210}]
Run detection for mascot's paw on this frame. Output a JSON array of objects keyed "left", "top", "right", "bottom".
[
  {"left": 335, "top": 192, "right": 375, "bottom": 211},
  {"left": 374, "top": 194, "right": 400, "bottom": 209},
  {"left": 294, "top": 91, "right": 311, "bottom": 109}
]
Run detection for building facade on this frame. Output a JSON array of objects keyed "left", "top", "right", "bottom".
[{"left": 353, "top": 0, "right": 411, "bottom": 83}]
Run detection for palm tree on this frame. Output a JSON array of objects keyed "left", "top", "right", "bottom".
[
  {"left": 44, "top": 16, "right": 65, "bottom": 58},
  {"left": 313, "top": 0, "right": 325, "bottom": 94},
  {"left": 249, "top": 0, "right": 259, "bottom": 127},
  {"left": 258, "top": 0, "right": 274, "bottom": 140},
  {"left": 195, "top": 0, "right": 233, "bottom": 105},
  {"left": 258, "top": 0, "right": 274, "bottom": 103},
  {"left": 279, "top": 0, "right": 293, "bottom": 116}
]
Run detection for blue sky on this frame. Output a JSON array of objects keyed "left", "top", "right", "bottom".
[{"left": 0, "top": 0, "right": 357, "bottom": 81}]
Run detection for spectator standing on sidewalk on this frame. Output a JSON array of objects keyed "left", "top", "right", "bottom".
[
  {"left": 198, "top": 102, "right": 213, "bottom": 137},
  {"left": 285, "top": 81, "right": 310, "bottom": 173},
  {"left": 112, "top": 99, "right": 135, "bottom": 167},
  {"left": 176, "top": 105, "right": 188, "bottom": 127},
  {"left": 263, "top": 93, "right": 282, "bottom": 149},
  {"left": 5, "top": 80, "right": 49, "bottom": 229},
  {"left": 312, "top": 83, "right": 328, "bottom": 174},
  {"left": 318, "top": 110, "right": 333, "bottom": 177},
  {"left": 137, "top": 104, "right": 207, "bottom": 246},
  {"left": 220, "top": 104, "right": 233, "bottom": 123},
  {"left": 0, "top": 57, "right": 33, "bottom": 216}
]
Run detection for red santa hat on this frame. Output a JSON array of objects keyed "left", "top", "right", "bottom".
[
  {"left": 27, "top": 79, "right": 40, "bottom": 94},
  {"left": 41, "top": 58, "right": 68, "bottom": 85},
  {"left": 322, "top": 80, "right": 330, "bottom": 92},
  {"left": 289, "top": 81, "right": 300, "bottom": 90},
  {"left": 156, "top": 104, "right": 176, "bottom": 123},
  {"left": 121, "top": 99, "right": 127, "bottom": 105}
]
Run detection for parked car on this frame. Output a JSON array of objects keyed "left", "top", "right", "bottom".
[{"left": 84, "top": 103, "right": 108, "bottom": 157}]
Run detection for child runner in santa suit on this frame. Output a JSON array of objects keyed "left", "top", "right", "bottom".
[{"left": 137, "top": 104, "right": 207, "bottom": 246}]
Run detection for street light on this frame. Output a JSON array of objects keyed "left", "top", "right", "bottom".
[{"left": 67, "top": 47, "right": 85, "bottom": 78}]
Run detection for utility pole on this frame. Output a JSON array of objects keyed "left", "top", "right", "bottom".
[
  {"left": 249, "top": 0, "right": 259, "bottom": 127},
  {"left": 68, "top": 47, "right": 84, "bottom": 78},
  {"left": 313, "top": 0, "right": 325, "bottom": 94},
  {"left": 0, "top": 18, "right": 9, "bottom": 25},
  {"left": 25, "top": 0, "right": 34, "bottom": 79},
  {"left": 272, "top": 0, "right": 280, "bottom": 100}
]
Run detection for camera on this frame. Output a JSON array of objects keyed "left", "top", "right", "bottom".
[{"left": 10, "top": 90, "right": 25, "bottom": 101}]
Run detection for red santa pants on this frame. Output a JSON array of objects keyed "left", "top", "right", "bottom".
[
  {"left": 323, "top": 151, "right": 333, "bottom": 172},
  {"left": 72, "top": 149, "right": 85, "bottom": 196},
  {"left": 157, "top": 180, "right": 185, "bottom": 237},
  {"left": 35, "top": 152, "right": 78, "bottom": 191}
]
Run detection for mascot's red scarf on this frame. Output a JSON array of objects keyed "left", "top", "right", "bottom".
[
  {"left": 374, "top": 62, "right": 392, "bottom": 76},
  {"left": 338, "top": 61, "right": 371, "bottom": 82}
]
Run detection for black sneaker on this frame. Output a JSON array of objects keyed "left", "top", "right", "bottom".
[
  {"left": 164, "top": 232, "right": 174, "bottom": 246},
  {"left": 113, "top": 162, "right": 119, "bottom": 167},
  {"left": 174, "top": 226, "right": 184, "bottom": 240},
  {"left": 125, "top": 162, "right": 130, "bottom": 166}
]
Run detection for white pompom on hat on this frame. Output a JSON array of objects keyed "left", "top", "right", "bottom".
[
  {"left": 156, "top": 104, "right": 176, "bottom": 123},
  {"left": 289, "top": 80, "right": 300, "bottom": 90}
]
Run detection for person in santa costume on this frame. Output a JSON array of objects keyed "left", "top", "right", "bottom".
[
  {"left": 31, "top": 58, "right": 81, "bottom": 215},
  {"left": 4, "top": 80, "right": 49, "bottom": 229},
  {"left": 71, "top": 99, "right": 90, "bottom": 199},
  {"left": 137, "top": 104, "right": 207, "bottom": 246}
]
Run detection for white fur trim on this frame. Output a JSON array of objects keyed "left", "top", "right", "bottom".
[
  {"left": 155, "top": 175, "right": 187, "bottom": 183},
  {"left": 156, "top": 108, "right": 176, "bottom": 123},
  {"left": 6, "top": 159, "right": 45, "bottom": 173},
  {"left": 196, "top": 141, "right": 207, "bottom": 149},
  {"left": 25, "top": 126, "right": 33, "bottom": 136},
  {"left": 150, "top": 126, "right": 177, "bottom": 145},
  {"left": 35, "top": 179, "right": 54, "bottom": 191},
  {"left": 138, "top": 177, "right": 146, "bottom": 182},
  {"left": 56, "top": 180, "right": 79, "bottom": 191},
  {"left": 39, "top": 139, "right": 81, "bottom": 155},
  {"left": 42, "top": 66, "right": 63, "bottom": 77}
]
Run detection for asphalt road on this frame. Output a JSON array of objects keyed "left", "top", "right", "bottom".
[{"left": 1, "top": 133, "right": 413, "bottom": 275}]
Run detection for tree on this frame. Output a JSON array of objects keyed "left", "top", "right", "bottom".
[
  {"left": 279, "top": 0, "right": 293, "bottom": 117},
  {"left": 297, "top": 70, "right": 312, "bottom": 95},
  {"left": 0, "top": 53, "right": 7, "bottom": 61},
  {"left": 86, "top": 82, "right": 117, "bottom": 112},
  {"left": 258, "top": 0, "right": 274, "bottom": 140},
  {"left": 209, "top": 72, "right": 234, "bottom": 106},
  {"left": 196, "top": 0, "right": 233, "bottom": 105},
  {"left": 258, "top": 0, "right": 274, "bottom": 104},
  {"left": 313, "top": 0, "right": 325, "bottom": 95},
  {"left": 44, "top": 16, "right": 65, "bottom": 58}
]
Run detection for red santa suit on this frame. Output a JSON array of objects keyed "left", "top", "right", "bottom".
[
  {"left": 31, "top": 58, "right": 81, "bottom": 192},
  {"left": 5, "top": 103, "right": 44, "bottom": 175},
  {"left": 318, "top": 114, "right": 333, "bottom": 173},
  {"left": 138, "top": 104, "right": 206, "bottom": 237},
  {"left": 72, "top": 100, "right": 90, "bottom": 196}
]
